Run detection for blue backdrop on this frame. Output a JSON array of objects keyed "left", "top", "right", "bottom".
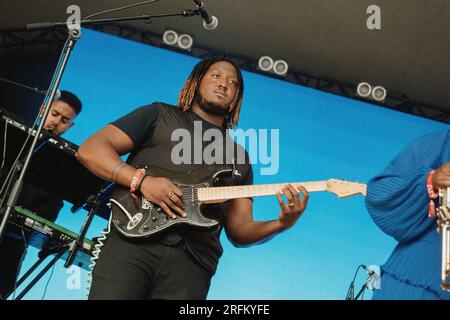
[{"left": 10, "top": 29, "right": 449, "bottom": 300}]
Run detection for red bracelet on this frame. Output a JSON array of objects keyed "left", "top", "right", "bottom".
[
  {"left": 130, "top": 168, "right": 146, "bottom": 200},
  {"left": 427, "top": 170, "right": 438, "bottom": 218}
]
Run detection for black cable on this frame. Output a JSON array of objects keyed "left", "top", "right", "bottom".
[
  {"left": 84, "top": 0, "right": 159, "bottom": 20},
  {"left": 11, "top": 227, "right": 28, "bottom": 300},
  {"left": 1, "top": 117, "right": 8, "bottom": 171},
  {"left": 345, "top": 264, "right": 364, "bottom": 300},
  {"left": 41, "top": 241, "right": 71, "bottom": 300},
  {"left": 0, "top": 76, "right": 52, "bottom": 96},
  {"left": 41, "top": 261, "right": 56, "bottom": 300},
  {"left": 0, "top": 77, "right": 40, "bottom": 93},
  {"left": 0, "top": 118, "right": 38, "bottom": 204},
  {"left": 0, "top": 110, "right": 40, "bottom": 195}
]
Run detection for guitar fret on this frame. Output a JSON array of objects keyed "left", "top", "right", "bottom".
[{"left": 197, "top": 179, "right": 365, "bottom": 203}]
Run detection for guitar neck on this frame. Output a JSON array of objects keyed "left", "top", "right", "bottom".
[{"left": 197, "top": 181, "right": 328, "bottom": 203}]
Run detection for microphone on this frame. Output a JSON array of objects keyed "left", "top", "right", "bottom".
[
  {"left": 193, "top": 0, "right": 218, "bottom": 30},
  {"left": 362, "top": 265, "right": 381, "bottom": 290},
  {"left": 361, "top": 265, "right": 375, "bottom": 276},
  {"left": 38, "top": 89, "right": 62, "bottom": 100}
]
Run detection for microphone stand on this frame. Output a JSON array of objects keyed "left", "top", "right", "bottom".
[
  {"left": 353, "top": 271, "right": 378, "bottom": 300},
  {"left": 64, "top": 183, "right": 112, "bottom": 268},
  {"left": 0, "top": 2, "right": 206, "bottom": 268},
  {"left": 345, "top": 265, "right": 378, "bottom": 300},
  {"left": 25, "top": 9, "right": 200, "bottom": 30},
  {"left": 353, "top": 283, "right": 368, "bottom": 300}
]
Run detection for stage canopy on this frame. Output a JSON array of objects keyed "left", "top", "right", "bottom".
[{"left": 1, "top": 0, "right": 449, "bottom": 122}]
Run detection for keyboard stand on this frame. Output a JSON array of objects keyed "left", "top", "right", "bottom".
[{"left": 6, "top": 242, "right": 71, "bottom": 300}]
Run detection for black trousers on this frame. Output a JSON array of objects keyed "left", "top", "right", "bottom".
[{"left": 88, "top": 229, "right": 212, "bottom": 300}]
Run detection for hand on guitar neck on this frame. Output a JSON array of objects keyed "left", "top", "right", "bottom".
[{"left": 276, "top": 184, "right": 309, "bottom": 231}]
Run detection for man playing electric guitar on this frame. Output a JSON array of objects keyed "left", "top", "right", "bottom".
[{"left": 78, "top": 57, "right": 309, "bottom": 300}]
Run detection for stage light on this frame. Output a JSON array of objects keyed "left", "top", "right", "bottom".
[
  {"left": 356, "top": 82, "right": 388, "bottom": 102},
  {"left": 163, "top": 30, "right": 194, "bottom": 51},
  {"left": 273, "top": 59, "right": 289, "bottom": 76},
  {"left": 177, "top": 34, "right": 193, "bottom": 50},
  {"left": 258, "top": 56, "right": 289, "bottom": 76},
  {"left": 356, "top": 82, "right": 372, "bottom": 98},
  {"left": 258, "top": 56, "right": 274, "bottom": 72},
  {"left": 372, "top": 86, "right": 387, "bottom": 102},
  {"left": 162, "top": 30, "right": 178, "bottom": 46}
]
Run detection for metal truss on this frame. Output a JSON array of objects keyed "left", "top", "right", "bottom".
[
  {"left": 0, "top": 28, "right": 67, "bottom": 56},
  {"left": 1, "top": 25, "right": 449, "bottom": 124}
]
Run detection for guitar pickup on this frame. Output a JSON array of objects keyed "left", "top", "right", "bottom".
[{"left": 142, "top": 197, "right": 152, "bottom": 210}]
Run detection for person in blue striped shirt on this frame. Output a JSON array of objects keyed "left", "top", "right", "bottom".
[{"left": 366, "top": 129, "right": 450, "bottom": 299}]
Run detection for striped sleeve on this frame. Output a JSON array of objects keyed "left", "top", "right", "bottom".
[{"left": 365, "top": 131, "right": 449, "bottom": 242}]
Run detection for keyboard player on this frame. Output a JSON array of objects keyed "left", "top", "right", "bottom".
[{"left": 0, "top": 90, "right": 82, "bottom": 299}]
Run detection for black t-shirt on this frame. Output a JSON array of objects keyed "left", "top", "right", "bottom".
[{"left": 111, "top": 102, "right": 253, "bottom": 275}]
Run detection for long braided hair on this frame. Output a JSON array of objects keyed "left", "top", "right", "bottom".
[{"left": 178, "top": 57, "right": 244, "bottom": 129}]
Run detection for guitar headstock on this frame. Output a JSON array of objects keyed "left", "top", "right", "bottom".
[{"left": 326, "top": 179, "right": 367, "bottom": 198}]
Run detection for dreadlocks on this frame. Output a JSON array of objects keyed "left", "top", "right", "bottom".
[{"left": 178, "top": 57, "right": 244, "bottom": 129}]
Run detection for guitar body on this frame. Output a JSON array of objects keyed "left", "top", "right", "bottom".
[{"left": 110, "top": 166, "right": 232, "bottom": 238}]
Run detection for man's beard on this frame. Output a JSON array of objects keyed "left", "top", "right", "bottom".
[{"left": 195, "top": 94, "right": 230, "bottom": 116}]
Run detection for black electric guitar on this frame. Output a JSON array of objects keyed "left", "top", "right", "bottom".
[{"left": 110, "top": 166, "right": 367, "bottom": 238}]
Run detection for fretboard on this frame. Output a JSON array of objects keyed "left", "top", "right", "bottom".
[{"left": 197, "top": 181, "right": 327, "bottom": 203}]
